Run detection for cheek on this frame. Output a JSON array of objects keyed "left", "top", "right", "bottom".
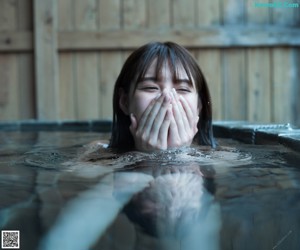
[{"left": 128, "top": 94, "right": 153, "bottom": 121}]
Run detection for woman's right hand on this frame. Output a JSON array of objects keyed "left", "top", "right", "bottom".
[{"left": 129, "top": 91, "right": 172, "bottom": 152}]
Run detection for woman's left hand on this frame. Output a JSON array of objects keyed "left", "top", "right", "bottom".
[{"left": 167, "top": 88, "right": 199, "bottom": 148}]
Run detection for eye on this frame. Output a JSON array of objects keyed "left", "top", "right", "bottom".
[
  {"left": 142, "top": 86, "right": 158, "bottom": 90},
  {"left": 142, "top": 86, "right": 159, "bottom": 91},
  {"left": 176, "top": 88, "right": 191, "bottom": 93}
]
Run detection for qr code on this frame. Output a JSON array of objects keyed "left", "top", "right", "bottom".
[{"left": 1, "top": 230, "right": 20, "bottom": 249}]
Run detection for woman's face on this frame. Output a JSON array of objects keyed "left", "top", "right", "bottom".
[{"left": 127, "top": 60, "right": 201, "bottom": 122}]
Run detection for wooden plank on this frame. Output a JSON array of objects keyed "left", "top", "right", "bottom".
[
  {"left": 272, "top": 48, "right": 293, "bottom": 123},
  {"left": 147, "top": 0, "right": 170, "bottom": 29},
  {"left": 58, "top": 0, "right": 73, "bottom": 31},
  {"left": 74, "top": 0, "right": 97, "bottom": 31},
  {"left": 17, "top": 0, "right": 35, "bottom": 119},
  {"left": 172, "top": 0, "right": 195, "bottom": 28},
  {"left": 34, "top": 0, "right": 60, "bottom": 120},
  {"left": 0, "top": 31, "right": 32, "bottom": 51},
  {"left": 195, "top": 0, "right": 222, "bottom": 120},
  {"left": 196, "top": 0, "right": 221, "bottom": 26},
  {"left": 196, "top": 50, "right": 222, "bottom": 120},
  {"left": 222, "top": 0, "right": 245, "bottom": 25},
  {"left": 222, "top": 0, "right": 247, "bottom": 121},
  {"left": 99, "top": 52, "right": 122, "bottom": 119},
  {"left": 57, "top": 28, "right": 300, "bottom": 50},
  {"left": 99, "top": 0, "right": 122, "bottom": 119},
  {"left": 0, "top": 55, "right": 19, "bottom": 120},
  {"left": 74, "top": 0, "right": 99, "bottom": 119},
  {"left": 0, "top": 0, "right": 17, "bottom": 31},
  {"left": 0, "top": 0, "right": 19, "bottom": 120},
  {"left": 123, "top": 0, "right": 147, "bottom": 30},
  {"left": 222, "top": 49, "right": 247, "bottom": 120},
  {"left": 246, "top": 0, "right": 270, "bottom": 24},
  {"left": 59, "top": 53, "right": 76, "bottom": 119},
  {"left": 58, "top": 0, "right": 75, "bottom": 119},
  {"left": 1, "top": 27, "right": 300, "bottom": 52},
  {"left": 17, "top": 0, "right": 33, "bottom": 30},
  {"left": 75, "top": 53, "right": 99, "bottom": 119},
  {"left": 247, "top": 48, "right": 271, "bottom": 122},
  {"left": 246, "top": 0, "right": 271, "bottom": 123},
  {"left": 270, "top": 0, "right": 298, "bottom": 25},
  {"left": 18, "top": 53, "right": 35, "bottom": 119},
  {"left": 99, "top": 0, "right": 121, "bottom": 31}
]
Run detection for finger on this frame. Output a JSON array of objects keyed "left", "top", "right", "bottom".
[
  {"left": 149, "top": 94, "right": 171, "bottom": 141},
  {"left": 179, "top": 94, "right": 198, "bottom": 130},
  {"left": 129, "top": 113, "right": 137, "bottom": 134},
  {"left": 157, "top": 105, "right": 172, "bottom": 149},
  {"left": 137, "top": 93, "right": 162, "bottom": 132},
  {"left": 175, "top": 90, "right": 191, "bottom": 130},
  {"left": 170, "top": 88, "right": 186, "bottom": 136},
  {"left": 168, "top": 110, "right": 181, "bottom": 147}
]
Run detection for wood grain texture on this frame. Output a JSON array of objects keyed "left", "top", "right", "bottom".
[
  {"left": 222, "top": 49, "right": 247, "bottom": 120},
  {"left": 147, "top": 0, "right": 170, "bottom": 30},
  {"left": 247, "top": 48, "right": 271, "bottom": 122},
  {"left": 196, "top": 0, "right": 221, "bottom": 26},
  {"left": 196, "top": 49, "right": 222, "bottom": 120},
  {"left": 34, "top": 0, "right": 60, "bottom": 120},
  {"left": 2, "top": 27, "right": 300, "bottom": 52},
  {"left": 58, "top": 0, "right": 76, "bottom": 119},
  {"left": 98, "top": 0, "right": 122, "bottom": 119},
  {"left": 0, "top": 0, "right": 19, "bottom": 120},
  {"left": 0, "top": 0, "right": 299, "bottom": 126},
  {"left": 74, "top": 0, "right": 99, "bottom": 119},
  {"left": 123, "top": 0, "right": 147, "bottom": 30},
  {"left": 172, "top": 0, "right": 195, "bottom": 28},
  {"left": 272, "top": 48, "right": 293, "bottom": 123}
]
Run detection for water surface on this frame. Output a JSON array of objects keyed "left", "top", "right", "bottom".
[{"left": 0, "top": 131, "right": 299, "bottom": 250}]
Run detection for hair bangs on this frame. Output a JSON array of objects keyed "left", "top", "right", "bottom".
[
  {"left": 167, "top": 49, "right": 195, "bottom": 88},
  {"left": 134, "top": 44, "right": 170, "bottom": 88},
  {"left": 134, "top": 43, "right": 196, "bottom": 89}
]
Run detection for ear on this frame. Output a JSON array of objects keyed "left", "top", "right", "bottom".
[{"left": 119, "top": 88, "right": 130, "bottom": 115}]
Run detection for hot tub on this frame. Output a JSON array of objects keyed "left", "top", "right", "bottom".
[{"left": 0, "top": 120, "right": 299, "bottom": 250}]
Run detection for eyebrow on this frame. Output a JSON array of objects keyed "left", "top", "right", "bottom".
[
  {"left": 174, "top": 78, "right": 191, "bottom": 84},
  {"left": 138, "top": 77, "right": 191, "bottom": 84},
  {"left": 138, "top": 77, "right": 157, "bottom": 82}
]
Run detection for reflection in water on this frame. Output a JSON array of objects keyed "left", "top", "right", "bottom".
[
  {"left": 40, "top": 155, "right": 222, "bottom": 250},
  {"left": 2, "top": 132, "right": 300, "bottom": 250},
  {"left": 38, "top": 140, "right": 249, "bottom": 250},
  {"left": 116, "top": 163, "right": 221, "bottom": 250}
]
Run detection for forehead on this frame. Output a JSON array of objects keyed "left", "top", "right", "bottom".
[
  {"left": 145, "top": 59, "right": 189, "bottom": 79},
  {"left": 141, "top": 58, "right": 197, "bottom": 90}
]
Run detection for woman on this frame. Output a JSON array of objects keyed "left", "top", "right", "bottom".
[{"left": 109, "top": 41, "right": 215, "bottom": 152}]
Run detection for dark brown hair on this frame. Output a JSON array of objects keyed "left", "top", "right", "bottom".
[{"left": 109, "top": 41, "right": 216, "bottom": 151}]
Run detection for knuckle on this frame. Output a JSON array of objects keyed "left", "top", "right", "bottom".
[
  {"left": 141, "top": 133, "right": 148, "bottom": 142},
  {"left": 148, "top": 139, "right": 155, "bottom": 148}
]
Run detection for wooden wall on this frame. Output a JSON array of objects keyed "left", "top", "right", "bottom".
[{"left": 0, "top": 0, "right": 299, "bottom": 126}]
